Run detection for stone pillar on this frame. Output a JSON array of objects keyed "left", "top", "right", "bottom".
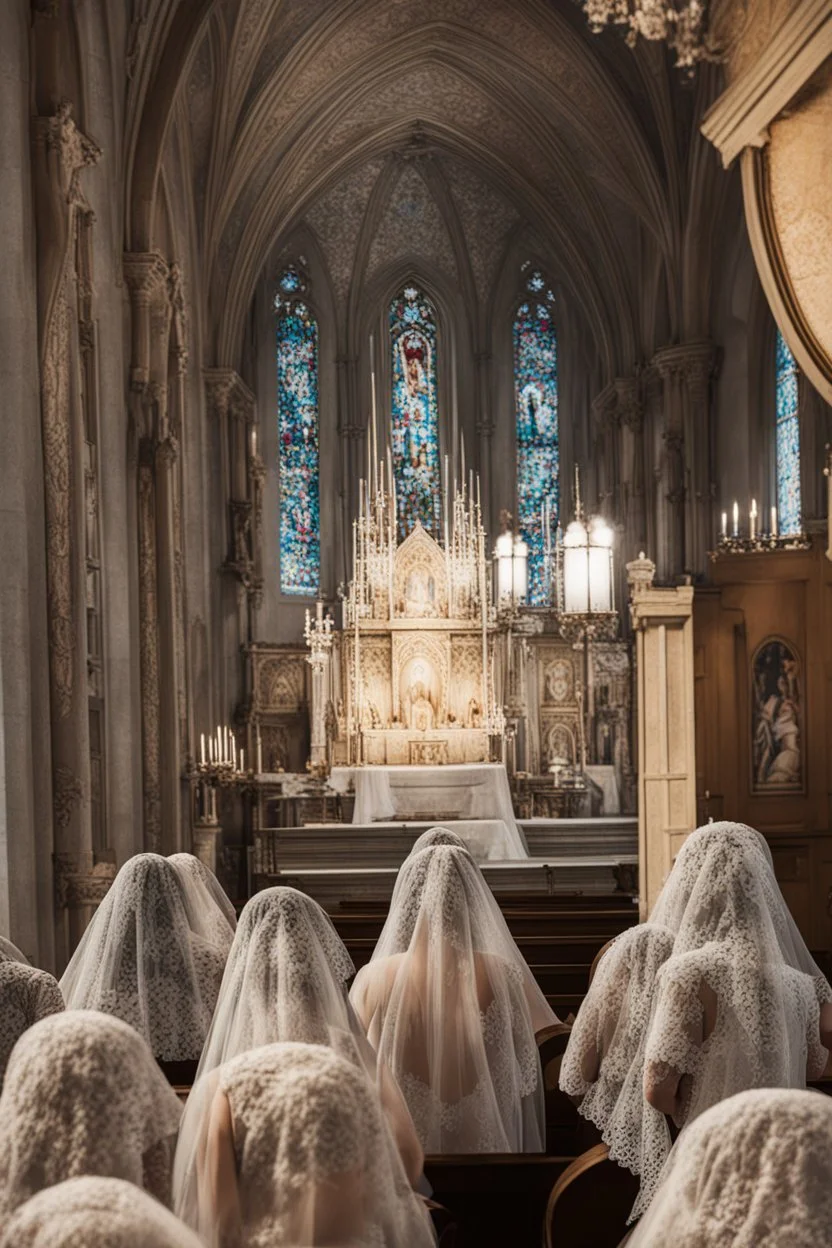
[
  {"left": 32, "top": 103, "right": 102, "bottom": 964},
  {"left": 680, "top": 343, "right": 717, "bottom": 578},
  {"left": 628, "top": 553, "right": 697, "bottom": 919},
  {"left": 475, "top": 351, "right": 494, "bottom": 533}
]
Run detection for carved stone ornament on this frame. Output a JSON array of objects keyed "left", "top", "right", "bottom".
[
  {"left": 626, "top": 551, "right": 657, "bottom": 596},
  {"left": 54, "top": 852, "right": 116, "bottom": 909},
  {"left": 53, "top": 765, "right": 83, "bottom": 830}
]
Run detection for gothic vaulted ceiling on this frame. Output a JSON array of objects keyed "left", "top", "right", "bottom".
[{"left": 128, "top": 0, "right": 723, "bottom": 377}]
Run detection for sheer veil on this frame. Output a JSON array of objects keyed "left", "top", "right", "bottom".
[
  {"left": 409, "top": 826, "right": 469, "bottom": 856},
  {"left": 174, "top": 886, "right": 383, "bottom": 1223},
  {"left": 627, "top": 1088, "right": 832, "bottom": 1246},
  {"left": 350, "top": 844, "right": 557, "bottom": 1153},
  {"left": 559, "top": 922, "right": 675, "bottom": 1134},
  {"left": 168, "top": 853, "right": 236, "bottom": 954},
  {"left": 609, "top": 827, "right": 829, "bottom": 1217},
  {"left": 0, "top": 1011, "right": 182, "bottom": 1216},
  {"left": 60, "top": 854, "right": 226, "bottom": 1060},
  {"left": 0, "top": 962, "right": 64, "bottom": 1086},
  {"left": 0, "top": 1177, "right": 204, "bottom": 1248},
  {"left": 0, "top": 935, "right": 29, "bottom": 965},
  {"left": 176, "top": 1042, "right": 434, "bottom": 1248}
]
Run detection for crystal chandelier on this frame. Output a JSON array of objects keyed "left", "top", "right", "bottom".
[{"left": 583, "top": 0, "right": 715, "bottom": 70}]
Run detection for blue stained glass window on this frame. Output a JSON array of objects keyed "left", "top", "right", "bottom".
[
  {"left": 514, "top": 298, "right": 559, "bottom": 605},
  {"left": 775, "top": 330, "right": 801, "bottom": 536},
  {"left": 389, "top": 285, "right": 441, "bottom": 540},
  {"left": 277, "top": 299, "right": 320, "bottom": 595}
]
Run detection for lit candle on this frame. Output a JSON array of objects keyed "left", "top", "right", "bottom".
[
  {"left": 240, "top": 749, "right": 245, "bottom": 773},
  {"left": 209, "top": 735, "right": 214, "bottom": 763},
  {"left": 750, "top": 498, "right": 757, "bottom": 541},
  {"left": 771, "top": 505, "right": 778, "bottom": 538},
  {"left": 200, "top": 733, "right": 206, "bottom": 765},
  {"left": 732, "top": 501, "right": 739, "bottom": 537},
  {"left": 721, "top": 511, "right": 727, "bottom": 539},
  {"left": 250, "top": 425, "right": 258, "bottom": 459}
]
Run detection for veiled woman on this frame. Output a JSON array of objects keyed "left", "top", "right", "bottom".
[
  {"left": 174, "top": 886, "right": 423, "bottom": 1225},
  {"left": 60, "top": 854, "right": 226, "bottom": 1064},
  {"left": 0, "top": 1011, "right": 182, "bottom": 1217},
  {"left": 350, "top": 844, "right": 558, "bottom": 1153},
  {"left": 175, "top": 1042, "right": 435, "bottom": 1248},
  {"left": 626, "top": 1088, "right": 832, "bottom": 1247},
  {"left": 609, "top": 824, "right": 832, "bottom": 1216},
  {"left": 0, "top": 1177, "right": 203, "bottom": 1248},
  {"left": 0, "top": 961, "right": 64, "bottom": 1087}
]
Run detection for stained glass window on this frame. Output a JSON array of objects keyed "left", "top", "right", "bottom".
[
  {"left": 514, "top": 286, "right": 558, "bottom": 605},
  {"left": 775, "top": 329, "right": 801, "bottom": 536},
  {"left": 276, "top": 285, "right": 320, "bottom": 596},
  {"left": 389, "top": 285, "right": 441, "bottom": 540}
]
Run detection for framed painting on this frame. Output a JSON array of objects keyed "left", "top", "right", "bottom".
[{"left": 751, "top": 637, "right": 803, "bottom": 794}]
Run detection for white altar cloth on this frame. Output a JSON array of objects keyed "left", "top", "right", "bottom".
[
  {"left": 584, "top": 764, "right": 621, "bottom": 815},
  {"left": 328, "top": 763, "right": 528, "bottom": 859}
]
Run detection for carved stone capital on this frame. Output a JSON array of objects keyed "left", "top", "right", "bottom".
[
  {"left": 33, "top": 102, "right": 101, "bottom": 209},
  {"left": 626, "top": 551, "right": 656, "bottom": 596},
  {"left": 123, "top": 252, "right": 169, "bottom": 304},
  {"left": 54, "top": 852, "right": 116, "bottom": 909},
  {"left": 614, "top": 377, "right": 643, "bottom": 431},
  {"left": 204, "top": 369, "right": 255, "bottom": 422}
]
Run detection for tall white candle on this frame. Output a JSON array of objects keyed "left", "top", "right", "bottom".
[
  {"left": 721, "top": 511, "right": 727, "bottom": 538},
  {"left": 257, "top": 729, "right": 263, "bottom": 775},
  {"left": 750, "top": 498, "right": 757, "bottom": 541},
  {"left": 240, "top": 749, "right": 245, "bottom": 773},
  {"left": 732, "top": 501, "right": 739, "bottom": 537},
  {"left": 771, "top": 505, "right": 778, "bottom": 538},
  {"left": 200, "top": 733, "right": 206, "bottom": 765}
]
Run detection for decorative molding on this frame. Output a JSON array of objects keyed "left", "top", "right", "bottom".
[
  {"left": 701, "top": 0, "right": 832, "bottom": 167},
  {"left": 53, "top": 766, "right": 83, "bottom": 830},
  {"left": 53, "top": 853, "right": 116, "bottom": 909}
]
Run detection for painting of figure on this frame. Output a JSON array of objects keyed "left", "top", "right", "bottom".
[{"left": 752, "top": 638, "right": 803, "bottom": 792}]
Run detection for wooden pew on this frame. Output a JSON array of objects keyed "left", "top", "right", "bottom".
[
  {"left": 544, "top": 1144, "right": 640, "bottom": 1248},
  {"left": 537, "top": 1024, "right": 602, "bottom": 1158},
  {"left": 425, "top": 1154, "right": 570, "bottom": 1248}
]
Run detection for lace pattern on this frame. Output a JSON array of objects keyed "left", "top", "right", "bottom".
[
  {"left": 168, "top": 853, "right": 236, "bottom": 955},
  {"left": 0, "top": 1176, "right": 203, "bottom": 1247},
  {"left": 0, "top": 962, "right": 64, "bottom": 1087},
  {"left": 0, "top": 1011, "right": 182, "bottom": 1216},
  {"left": 627, "top": 1088, "right": 832, "bottom": 1246},
  {"left": 60, "top": 854, "right": 226, "bottom": 1060}
]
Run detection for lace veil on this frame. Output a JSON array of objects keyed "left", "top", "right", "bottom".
[
  {"left": 168, "top": 853, "right": 236, "bottom": 954},
  {"left": 558, "top": 922, "right": 675, "bottom": 1134},
  {"left": 409, "top": 826, "right": 469, "bottom": 856},
  {"left": 177, "top": 1041, "right": 435, "bottom": 1248},
  {"left": 0, "top": 961, "right": 64, "bottom": 1086},
  {"left": 611, "top": 829, "right": 828, "bottom": 1217},
  {"left": 350, "top": 844, "right": 557, "bottom": 1153},
  {"left": 60, "top": 853, "right": 226, "bottom": 1060},
  {"left": 0, "top": 1177, "right": 203, "bottom": 1248},
  {"left": 0, "top": 935, "right": 29, "bottom": 964},
  {"left": 0, "top": 1011, "right": 182, "bottom": 1216},
  {"left": 627, "top": 1088, "right": 832, "bottom": 1247}
]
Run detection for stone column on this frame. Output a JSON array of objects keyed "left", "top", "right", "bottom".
[
  {"left": 475, "top": 351, "right": 494, "bottom": 533},
  {"left": 680, "top": 342, "right": 717, "bottom": 578},
  {"left": 307, "top": 647, "right": 331, "bottom": 769},
  {"left": 652, "top": 349, "right": 687, "bottom": 580},
  {"left": 628, "top": 553, "right": 697, "bottom": 919},
  {"left": 32, "top": 103, "right": 102, "bottom": 964}
]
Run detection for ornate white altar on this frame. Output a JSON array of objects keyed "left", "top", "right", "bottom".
[{"left": 322, "top": 469, "right": 501, "bottom": 767}]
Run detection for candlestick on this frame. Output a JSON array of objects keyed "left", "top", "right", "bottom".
[
  {"left": 732, "top": 501, "right": 739, "bottom": 537},
  {"left": 771, "top": 505, "right": 778, "bottom": 538}
]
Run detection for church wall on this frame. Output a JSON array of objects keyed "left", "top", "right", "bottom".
[{"left": 0, "top": 0, "right": 55, "bottom": 963}]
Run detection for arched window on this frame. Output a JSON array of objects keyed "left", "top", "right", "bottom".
[
  {"left": 389, "top": 284, "right": 440, "bottom": 540},
  {"left": 775, "top": 329, "right": 801, "bottom": 536},
  {"left": 514, "top": 270, "right": 558, "bottom": 606},
  {"left": 275, "top": 264, "right": 320, "bottom": 595}
]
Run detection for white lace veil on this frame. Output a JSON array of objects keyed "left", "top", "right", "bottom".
[
  {"left": 0, "top": 1010, "right": 182, "bottom": 1216},
  {"left": 558, "top": 922, "right": 675, "bottom": 1134},
  {"left": 174, "top": 886, "right": 380, "bottom": 1220},
  {"left": 167, "top": 854, "right": 236, "bottom": 954},
  {"left": 627, "top": 1088, "right": 832, "bottom": 1247},
  {"left": 0, "top": 961, "right": 64, "bottom": 1087},
  {"left": 177, "top": 1042, "right": 435, "bottom": 1248},
  {"left": 409, "top": 826, "right": 469, "bottom": 856},
  {"left": 610, "top": 830, "right": 829, "bottom": 1218},
  {"left": 350, "top": 844, "right": 557, "bottom": 1153},
  {"left": 60, "top": 853, "right": 226, "bottom": 1060},
  {"left": 650, "top": 821, "right": 829, "bottom": 995},
  {"left": 0, "top": 1177, "right": 204, "bottom": 1248},
  {"left": 0, "top": 935, "right": 29, "bottom": 964}
]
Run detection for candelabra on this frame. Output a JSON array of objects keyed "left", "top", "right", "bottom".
[
  {"left": 582, "top": 0, "right": 718, "bottom": 70},
  {"left": 304, "top": 599, "right": 334, "bottom": 774},
  {"left": 712, "top": 499, "right": 810, "bottom": 559},
  {"left": 193, "top": 723, "right": 250, "bottom": 823}
]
